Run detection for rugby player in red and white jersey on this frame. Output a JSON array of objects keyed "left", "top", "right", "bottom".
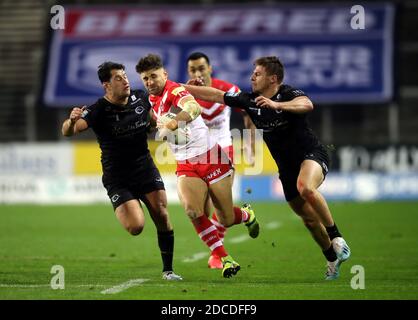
[
  {"left": 186, "top": 52, "right": 257, "bottom": 269},
  {"left": 136, "top": 54, "right": 260, "bottom": 278},
  {"left": 186, "top": 52, "right": 256, "bottom": 166}
]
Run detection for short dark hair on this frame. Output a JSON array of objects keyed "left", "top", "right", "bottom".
[
  {"left": 136, "top": 54, "right": 164, "bottom": 73},
  {"left": 97, "top": 61, "right": 125, "bottom": 83},
  {"left": 254, "top": 56, "right": 284, "bottom": 83},
  {"left": 187, "top": 52, "right": 210, "bottom": 65}
]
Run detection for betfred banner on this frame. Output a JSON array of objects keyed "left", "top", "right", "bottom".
[{"left": 43, "top": 3, "right": 395, "bottom": 107}]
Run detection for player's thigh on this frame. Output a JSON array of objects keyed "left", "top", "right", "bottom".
[
  {"left": 297, "top": 159, "right": 324, "bottom": 190},
  {"left": 142, "top": 189, "right": 172, "bottom": 231},
  {"left": 208, "top": 175, "right": 234, "bottom": 225},
  {"left": 177, "top": 176, "right": 208, "bottom": 217},
  {"left": 115, "top": 199, "right": 146, "bottom": 235}
]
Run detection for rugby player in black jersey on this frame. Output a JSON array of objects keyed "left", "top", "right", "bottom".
[
  {"left": 184, "top": 56, "right": 351, "bottom": 280},
  {"left": 61, "top": 61, "right": 182, "bottom": 281}
]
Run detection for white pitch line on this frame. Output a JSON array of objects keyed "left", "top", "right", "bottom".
[
  {"left": 101, "top": 279, "right": 149, "bottom": 295},
  {"left": 227, "top": 221, "right": 282, "bottom": 243},
  {"left": 0, "top": 284, "right": 106, "bottom": 288},
  {"left": 182, "top": 252, "right": 208, "bottom": 263},
  {"left": 228, "top": 234, "right": 251, "bottom": 244},
  {"left": 266, "top": 221, "right": 282, "bottom": 230}
]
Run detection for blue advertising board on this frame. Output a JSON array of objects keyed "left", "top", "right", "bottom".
[{"left": 239, "top": 173, "right": 418, "bottom": 202}]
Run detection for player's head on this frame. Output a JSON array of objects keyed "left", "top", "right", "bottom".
[
  {"left": 251, "top": 56, "right": 284, "bottom": 94},
  {"left": 98, "top": 61, "right": 130, "bottom": 98},
  {"left": 187, "top": 52, "right": 212, "bottom": 86},
  {"left": 136, "top": 54, "right": 168, "bottom": 96}
]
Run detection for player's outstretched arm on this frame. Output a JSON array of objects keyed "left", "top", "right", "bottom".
[
  {"left": 62, "top": 106, "right": 89, "bottom": 136},
  {"left": 255, "top": 96, "right": 313, "bottom": 114},
  {"left": 183, "top": 84, "right": 226, "bottom": 104}
]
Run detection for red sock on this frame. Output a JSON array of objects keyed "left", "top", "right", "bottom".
[
  {"left": 192, "top": 215, "right": 227, "bottom": 258},
  {"left": 210, "top": 213, "right": 227, "bottom": 242},
  {"left": 233, "top": 206, "right": 249, "bottom": 225}
]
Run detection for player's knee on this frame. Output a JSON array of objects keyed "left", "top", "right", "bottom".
[
  {"left": 127, "top": 225, "right": 143, "bottom": 236},
  {"left": 297, "top": 182, "right": 316, "bottom": 202},
  {"left": 185, "top": 207, "right": 202, "bottom": 220}
]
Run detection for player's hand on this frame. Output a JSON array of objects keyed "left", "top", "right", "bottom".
[
  {"left": 156, "top": 118, "right": 164, "bottom": 130},
  {"left": 255, "top": 96, "right": 281, "bottom": 110},
  {"left": 156, "top": 115, "right": 173, "bottom": 140},
  {"left": 186, "top": 78, "right": 205, "bottom": 86},
  {"left": 69, "top": 106, "right": 86, "bottom": 124}
]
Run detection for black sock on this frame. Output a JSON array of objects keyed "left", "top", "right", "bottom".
[
  {"left": 158, "top": 230, "right": 174, "bottom": 272},
  {"left": 325, "top": 223, "right": 342, "bottom": 241},
  {"left": 323, "top": 245, "right": 337, "bottom": 262}
]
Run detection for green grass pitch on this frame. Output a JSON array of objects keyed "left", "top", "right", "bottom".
[{"left": 0, "top": 201, "right": 417, "bottom": 300}]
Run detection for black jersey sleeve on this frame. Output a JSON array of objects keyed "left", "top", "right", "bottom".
[
  {"left": 280, "top": 85, "right": 307, "bottom": 101},
  {"left": 81, "top": 103, "right": 99, "bottom": 128},
  {"left": 223, "top": 91, "right": 253, "bottom": 110}
]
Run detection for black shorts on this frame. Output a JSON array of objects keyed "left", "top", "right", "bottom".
[
  {"left": 277, "top": 145, "right": 330, "bottom": 202},
  {"left": 102, "top": 156, "right": 165, "bottom": 210}
]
